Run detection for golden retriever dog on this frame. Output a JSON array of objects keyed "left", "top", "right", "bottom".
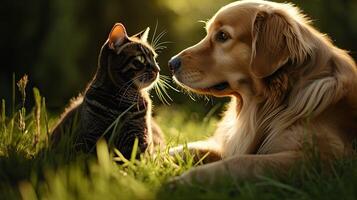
[{"left": 168, "top": 0, "right": 357, "bottom": 184}]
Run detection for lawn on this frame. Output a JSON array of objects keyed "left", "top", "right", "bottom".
[{"left": 1, "top": 77, "right": 357, "bottom": 200}]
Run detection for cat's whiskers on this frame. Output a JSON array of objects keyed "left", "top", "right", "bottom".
[
  {"left": 152, "top": 30, "right": 167, "bottom": 48},
  {"left": 118, "top": 81, "right": 136, "bottom": 106},
  {"left": 149, "top": 22, "right": 171, "bottom": 53},
  {"left": 132, "top": 73, "right": 150, "bottom": 111},
  {"left": 117, "top": 75, "right": 144, "bottom": 106},
  {"left": 153, "top": 75, "right": 180, "bottom": 105},
  {"left": 150, "top": 20, "right": 159, "bottom": 48}
]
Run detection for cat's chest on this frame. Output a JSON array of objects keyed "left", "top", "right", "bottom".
[{"left": 82, "top": 95, "right": 147, "bottom": 127}]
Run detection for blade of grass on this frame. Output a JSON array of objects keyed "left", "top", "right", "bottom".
[
  {"left": 41, "top": 97, "right": 49, "bottom": 147},
  {"left": 130, "top": 137, "right": 139, "bottom": 163},
  {"left": 33, "top": 87, "right": 41, "bottom": 148}
]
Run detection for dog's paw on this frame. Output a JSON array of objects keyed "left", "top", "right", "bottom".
[
  {"left": 167, "top": 176, "right": 185, "bottom": 191},
  {"left": 167, "top": 171, "right": 196, "bottom": 190}
]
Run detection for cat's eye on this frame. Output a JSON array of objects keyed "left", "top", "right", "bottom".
[
  {"left": 136, "top": 55, "right": 146, "bottom": 63},
  {"left": 215, "top": 30, "right": 230, "bottom": 43},
  {"left": 131, "top": 58, "right": 144, "bottom": 71}
]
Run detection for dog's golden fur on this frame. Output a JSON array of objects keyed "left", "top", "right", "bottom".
[{"left": 170, "top": 0, "right": 357, "bottom": 184}]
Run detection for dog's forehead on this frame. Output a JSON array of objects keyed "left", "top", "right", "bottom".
[{"left": 208, "top": 4, "right": 257, "bottom": 32}]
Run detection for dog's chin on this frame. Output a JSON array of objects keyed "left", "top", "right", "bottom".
[
  {"left": 195, "top": 82, "right": 234, "bottom": 96},
  {"left": 173, "top": 77, "right": 235, "bottom": 97}
]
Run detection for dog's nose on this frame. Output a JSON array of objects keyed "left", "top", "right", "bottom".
[{"left": 168, "top": 56, "right": 181, "bottom": 73}]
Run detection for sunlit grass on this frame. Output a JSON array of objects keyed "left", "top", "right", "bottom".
[{"left": 1, "top": 75, "right": 357, "bottom": 200}]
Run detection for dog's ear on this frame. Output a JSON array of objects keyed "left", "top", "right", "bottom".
[
  {"left": 250, "top": 10, "right": 308, "bottom": 78},
  {"left": 108, "top": 23, "right": 128, "bottom": 50}
]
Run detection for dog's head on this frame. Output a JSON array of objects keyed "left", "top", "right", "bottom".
[{"left": 169, "top": 0, "right": 312, "bottom": 97}]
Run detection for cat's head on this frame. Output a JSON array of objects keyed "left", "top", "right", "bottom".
[{"left": 100, "top": 23, "right": 160, "bottom": 90}]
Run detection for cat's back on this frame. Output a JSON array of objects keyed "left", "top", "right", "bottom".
[{"left": 51, "top": 95, "right": 84, "bottom": 145}]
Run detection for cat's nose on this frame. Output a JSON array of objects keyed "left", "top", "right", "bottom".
[
  {"left": 153, "top": 64, "right": 160, "bottom": 72},
  {"left": 147, "top": 63, "right": 160, "bottom": 72},
  {"left": 168, "top": 56, "right": 181, "bottom": 73}
]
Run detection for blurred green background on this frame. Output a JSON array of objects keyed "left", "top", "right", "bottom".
[{"left": 1, "top": 0, "right": 356, "bottom": 112}]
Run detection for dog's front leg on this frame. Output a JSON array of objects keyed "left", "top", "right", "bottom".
[
  {"left": 170, "top": 151, "right": 301, "bottom": 185},
  {"left": 169, "top": 139, "right": 222, "bottom": 163}
]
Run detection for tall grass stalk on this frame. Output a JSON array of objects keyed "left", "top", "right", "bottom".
[
  {"left": 41, "top": 97, "right": 50, "bottom": 147},
  {"left": 33, "top": 87, "right": 42, "bottom": 148}
]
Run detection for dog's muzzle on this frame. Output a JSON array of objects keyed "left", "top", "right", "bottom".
[{"left": 168, "top": 56, "right": 181, "bottom": 73}]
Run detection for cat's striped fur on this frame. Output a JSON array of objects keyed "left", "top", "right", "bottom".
[{"left": 51, "top": 23, "right": 164, "bottom": 158}]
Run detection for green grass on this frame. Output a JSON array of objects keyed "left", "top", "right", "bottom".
[{"left": 1, "top": 76, "right": 357, "bottom": 200}]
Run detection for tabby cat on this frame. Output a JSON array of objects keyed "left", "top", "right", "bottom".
[{"left": 51, "top": 23, "right": 164, "bottom": 158}]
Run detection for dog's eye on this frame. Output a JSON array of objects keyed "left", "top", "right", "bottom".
[{"left": 215, "top": 31, "right": 230, "bottom": 43}]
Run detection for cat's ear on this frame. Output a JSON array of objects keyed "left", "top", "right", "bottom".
[
  {"left": 108, "top": 23, "right": 128, "bottom": 49},
  {"left": 140, "top": 27, "right": 150, "bottom": 42},
  {"left": 133, "top": 27, "right": 150, "bottom": 42}
]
